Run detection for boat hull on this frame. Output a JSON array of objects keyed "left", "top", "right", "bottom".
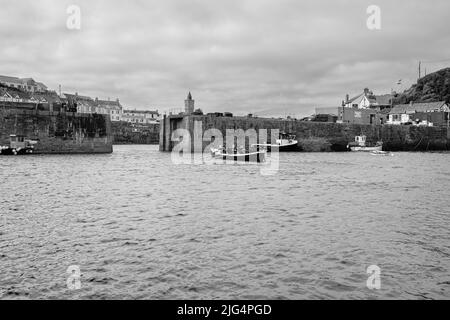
[
  {"left": 211, "top": 150, "right": 266, "bottom": 163},
  {"left": 0, "top": 147, "right": 34, "bottom": 155},
  {"left": 371, "top": 151, "right": 393, "bottom": 156},
  {"left": 350, "top": 146, "right": 382, "bottom": 152},
  {"left": 254, "top": 141, "right": 299, "bottom": 152}
]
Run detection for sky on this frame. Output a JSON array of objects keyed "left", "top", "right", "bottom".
[{"left": 1, "top": 0, "right": 449, "bottom": 117}]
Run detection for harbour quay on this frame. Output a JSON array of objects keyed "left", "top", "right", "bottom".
[
  {"left": 160, "top": 94, "right": 450, "bottom": 153},
  {"left": 0, "top": 105, "right": 113, "bottom": 154}
]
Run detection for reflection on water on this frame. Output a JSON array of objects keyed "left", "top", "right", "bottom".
[{"left": 0, "top": 145, "right": 449, "bottom": 299}]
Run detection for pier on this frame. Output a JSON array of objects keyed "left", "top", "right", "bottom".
[
  {"left": 0, "top": 106, "right": 113, "bottom": 154},
  {"left": 160, "top": 113, "right": 450, "bottom": 152}
]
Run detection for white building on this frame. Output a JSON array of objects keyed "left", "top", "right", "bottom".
[
  {"left": 62, "top": 93, "right": 123, "bottom": 121},
  {"left": 343, "top": 88, "right": 392, "bottom": 109},
  {"left": 388, "top": 101, "right": 449, "bottom": 125},
  {"left": 122, "top": 109, "right": 159, "bottom": 124},
  {"left": 96, "top": 98, "right": 123, "bottom": 122}
]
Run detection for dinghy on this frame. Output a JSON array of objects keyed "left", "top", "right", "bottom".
[{"left": 210, "top": 146, "right": 266, "bottom": 163}]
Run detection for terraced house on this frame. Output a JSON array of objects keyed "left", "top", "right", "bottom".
[
  {"left": 388, "top": 101, "right": 449, "bottom": 126},
  {"left": 96, "top": 98, "right": 123, "bottom": 122},
  {"left": 62, "top": 93, "right": 123, "bottom": 121}
]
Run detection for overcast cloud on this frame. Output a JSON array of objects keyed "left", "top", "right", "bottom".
[{"left": 1, "top": 0, "right": 449, "bottom": 116}]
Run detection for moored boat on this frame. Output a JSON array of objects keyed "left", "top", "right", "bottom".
[
  {"left": 0, "top": 135, "right": 37, "bottom": 155},
  {"left": 347, "top": 135, "right": 382, "bottom": 152},
  {"left": 210, "top": 146, "right": 266, "bottom": 163},
  {"left": 253, "top": 132, "right": 299, "bottom": 152}
]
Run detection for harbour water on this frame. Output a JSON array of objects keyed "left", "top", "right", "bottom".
[{"left": 0, "top": 145, "right": 449, "bottom": 299}]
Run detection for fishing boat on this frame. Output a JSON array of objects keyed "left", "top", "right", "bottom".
[
  {"left": 0, "top": 135, "right": 37, "bottom": 155},
  {"left": 253, "top": 132, "right": 299, "bottom": 152},
  {"left": 347, "top": 135, "right": 382, "bottom": 152},
  {"left": 210, "top": 146, "right": 266, "bottom": 163}
]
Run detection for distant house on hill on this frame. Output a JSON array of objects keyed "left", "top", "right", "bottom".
[
  {"left": 0, "top": 84, "right": 64, "bottom": 112},
  {"left": 96, "top": 98, "right": 123, "bottom": 122},
  {"left": 0, "top": 85, "right": 34, "bottom": 104},
  {"left": 0, "top": 75, "right": 47, "bottom": 93},
  {"left": 343, "top": 88, "right": 393, "bottom": 110},
  {"left": 63, "top": 93, "right": 123, "bottom": 119},
  {"left": 32, "top": 91, "right": 66, "bottom": 112},
  {"left": 63, "top": 93, "right": 96, "bottom": 113}
]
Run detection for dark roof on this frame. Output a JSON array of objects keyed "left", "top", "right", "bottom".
[
  {"left": 346, "top": 90, "right": 392, "bottom": 107},
  {"left": 390, "top": 101, "right": 448, "bottom": 114},
  {"left": 36, "top": 82, "right": 47, "bottom": 89},
  {"left": 124, "top": 109, "right": 159, "bottom": 115},
  {"left": 32, "top": 92, "right": 62, "bottom": 104},
  {"left": 374, "top": 94, "right": 392, "bottom": 106},
  {"left": 97, "top": 99, "right": 121, "bottom": 107},
  {"left": 0, "top": 75, "right": 46, "bottom": 88},
  {"left": 0, "top": 85, "right": 32, "bottom": 99},
  {"left": 63, "top": 93, "right": 93, "bottom": 101},
  {"left": 347, "top": 93, "right": 364, "bottom": 104},
  {"left": 0, "top": 75, "right": 22, "bottom": 83}
]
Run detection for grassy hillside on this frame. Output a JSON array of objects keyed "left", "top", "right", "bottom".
[{"left": 394, "top": 67, "right": 450, "bottom": 104}]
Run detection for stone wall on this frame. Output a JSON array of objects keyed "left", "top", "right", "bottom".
[
  {"left": 160, "top": 114, "right": 450, "bottom": 152},
  {"left": 0, "top": 106, "right": 113, "bottom": 154},
  {"left": 111, "top": 122, "right": 159, "bottom": 144}
]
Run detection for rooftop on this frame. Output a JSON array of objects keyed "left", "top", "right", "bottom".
[
  {"left": 390, "top": 101, "right": 448, "bottom": 114},
  {"left": 124, "top": 109, "right": 159, "bottom": 115}
]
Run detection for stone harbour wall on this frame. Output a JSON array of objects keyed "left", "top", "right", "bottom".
[
  {"left": 160, "top": 114, "right": 450, "bottom": 152},
  {"left": 0, "top": 106, "right": 113, "bottom": 154},
  {"left": 111, "top": 122, "right": 159, "bottom": 145}
]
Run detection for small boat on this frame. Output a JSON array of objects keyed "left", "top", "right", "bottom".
[
  {"left": 211, "top": 146, "right": 266, "bottom": 163},
  {"left": 0, "top": 135, "right": 37, "bottom": 155},
  {"left": 370, "top": 150, "right": 394, "bottom": 156},
  {"left": 347, "top": 135, "right": 382, "bottom": 152},
  {"left": 253, "top": 132, "right": 298, "bottom": 152}
]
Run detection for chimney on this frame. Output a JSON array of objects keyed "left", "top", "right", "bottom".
[
  {"left": 346, "top": 94, "right": 349, "bottom": 103},
  {"left": 364, "top": 88, "right": 369, "bottom": 95}
]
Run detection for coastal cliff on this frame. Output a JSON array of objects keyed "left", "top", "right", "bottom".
[{"left": 394, "top": 67, "right": 450, "bottom": 104}]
